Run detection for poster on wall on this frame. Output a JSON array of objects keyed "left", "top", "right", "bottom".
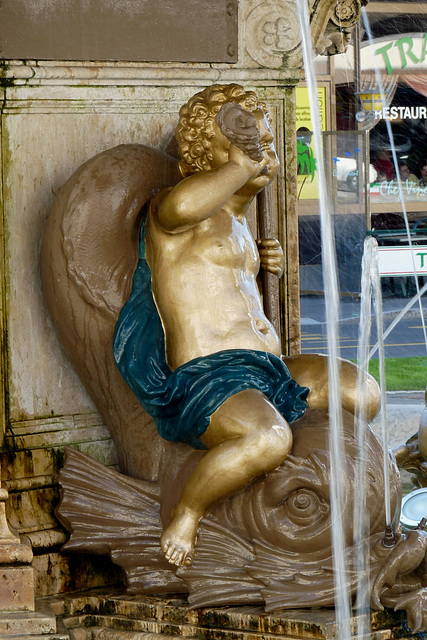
[{"left": 296, "top": 86, "right": 327, "bottom": 201}]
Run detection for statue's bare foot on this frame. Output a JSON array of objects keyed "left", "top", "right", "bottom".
[{"left": 161, "top": 507, "right": 200, "bottom": 567}]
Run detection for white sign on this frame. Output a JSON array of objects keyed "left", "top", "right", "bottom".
[
  {"left": 374, "top": 106, "right": 427, "bottom": 121},
  {"left": 334, "top": 33, "right": 427, "bottom": 74},
  {"left": 374, "top": 34, "right": 427, "bottom": 75},
  {"left": 378, "top": 246, "right": 427, "bottom": 276}
]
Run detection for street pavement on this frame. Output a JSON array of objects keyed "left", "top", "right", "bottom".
[
  {"left": 370, "top": 390, "right": 426, "bottom": 495},
  {"left": 371, "top": 390, "right": 425, "bottom": 448},
  {"left": 300, "top": 293, "right": 427, "bottom": 359},
  {"left": 300, "top": 292, "right": 427, "bottom": 455}
]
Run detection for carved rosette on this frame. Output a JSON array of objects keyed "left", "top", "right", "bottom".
[
  {"left": 329, "top": 0, "right": 362, "bottom": 28},
  {"left": 245, "top": 0, "right": 301, "bottom": 68}
]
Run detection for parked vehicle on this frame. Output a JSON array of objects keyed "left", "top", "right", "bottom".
[{"left": 334, "top": 157, "right": 378, "bottom": 191}]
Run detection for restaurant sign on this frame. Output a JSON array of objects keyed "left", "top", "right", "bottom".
[
  {"left": 374, "top": 106, "right": 427, "bottom": 120},
  {"left": 375, "top": 34, "right": 427, "bottom": 75},
  {"left": 335, "top": 34, "right": 427, "bottom": 75}
]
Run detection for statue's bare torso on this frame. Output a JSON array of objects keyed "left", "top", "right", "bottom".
[{"left": 146, "top": 200, "right": 281, "bottom": 370}]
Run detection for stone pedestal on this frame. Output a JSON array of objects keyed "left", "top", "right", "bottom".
[
  {"left": 0, "top": 563, "right": 34, "bottom": 612},
  {"left": 43, "top": 590, "right": 417, "bottom": 640},
  {"left": 0, "top": 487, "right": 35, "bottom": 612},
  {"left": 0, "top": 600, "right": 66, "bottom": 639},
  {"left": 0, "top": 485, "right": 68, "bottom": 637}
]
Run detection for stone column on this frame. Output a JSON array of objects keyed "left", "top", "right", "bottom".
[{"left": 0, "top": 474, "right": 34, "bottom": 612}]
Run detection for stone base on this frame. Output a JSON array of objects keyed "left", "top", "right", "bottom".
[
  {"left": 0, "top": 564, "right": 34, "bottom": 612},
  {"left": 0, "top": 535, "right": 35, "bottom": 613},
  {"left": 0, "top": 599, "right": 66, "bottom": 638},
  {"left": 40, "top": 589, "right": 424, "bottom": 640}
]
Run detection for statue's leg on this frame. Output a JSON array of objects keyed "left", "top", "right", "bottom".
[
  {"left": 160, "top": 388, "right": 292, "bottom": 567},
  {"left": 283, "top": 353, "right": 381, "bottom": 422}
]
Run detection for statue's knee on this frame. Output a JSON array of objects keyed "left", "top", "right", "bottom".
[
  {"left": 255, "top": 422, "right": 292, "bottom": 470},
  {"left": 338, "top": 360, "right": 380, "bottom": 421},
  {"left": 341, "top": 376, "right": 381, "bottom": 422}
]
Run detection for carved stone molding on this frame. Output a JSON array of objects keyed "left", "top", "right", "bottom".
[
  {"left": 0, "top": 1, "right": 365, "bottom": 79},
  {"left": 310, "top": 0, "right": 368, "bottom": 56},
  {"left": 243, "top": 0, "right": 366, "bottom": 69},
  {"left": 0, "top": 60, "right": 303, "bottom": 88}
]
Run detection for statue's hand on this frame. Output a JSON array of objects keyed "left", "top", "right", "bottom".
[
  {"left": 216, "top": 102, "right": 263, "bottom": 162},
  {"left": 256, "top": 238, "right": 284, "bottom": 276},
  {"left": 217, "top": 102, "right": 278, "bottom": 184},
  {"left": 228, "top": 143, "right": 269, "bottom": 179}
]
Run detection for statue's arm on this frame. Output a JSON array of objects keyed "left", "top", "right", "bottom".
[{"left": 156, "top": 146, "right": 267, "bottom": 232}]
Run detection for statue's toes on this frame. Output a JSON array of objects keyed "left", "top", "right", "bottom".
[{"left": 172, "top": 549, "right": 186, "bottom": 567}]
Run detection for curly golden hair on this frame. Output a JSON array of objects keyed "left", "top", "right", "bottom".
[{"left": 176, "top": 84, "right": 271, "bottom": 178}]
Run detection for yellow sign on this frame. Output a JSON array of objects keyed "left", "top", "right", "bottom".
[
  {"left": 296, "top": 86, "right": 326, "bottom": 200},
  {"left": 359, "top": 92, "right": 384, "bottom": 112}
]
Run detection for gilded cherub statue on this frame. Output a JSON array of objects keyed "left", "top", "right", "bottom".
[
  {"left": 40, "top": 84, "right": 427, "bottom": 630},
  {"left": 112, "top": 84, "right": 378, "bottom": 567}
]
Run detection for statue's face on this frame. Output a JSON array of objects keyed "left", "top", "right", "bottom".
[
  {"left": 254, "top": 109, "right": 280, "bottom": 183},
  {"left": 209, "top": 106, "right": 279, "bottom": 189}
]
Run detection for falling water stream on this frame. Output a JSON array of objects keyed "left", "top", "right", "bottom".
[
  {"left": 353, "top": 235, "right": 392, "bottom": 639},
  {"left": 297, "top": 4, "right": 427, "bottom": 639},
  {"left": 360, "top": 5, "right": 427, "bottom": 538},
  {"left": 361, "top": 9, "right": 427, "bottom": 354},
  {"left": 296, "top": 4, "right": 352, "bottom": 639},
  {"left": 353, "top": 236, "right": 376, "bottom": 639},
  {"left": 362, "top": 8, "right": 427, "bottom": 360},
  {"left": 369, "top": 280, "right": 427, "bottom": 361}
]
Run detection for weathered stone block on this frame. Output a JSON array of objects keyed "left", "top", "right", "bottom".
[
  {"left": 0, "top": 565, "right": 35, "bottom": 611},
  {"left": 0, "top": 540, "right": 33, "bottom": 565},
  {"left": 0, "top": 609, "right": 56, "bottom": 636},
  {"left": 33, "top": 552, "right": 122, "bottom": 597},
  {"left": 41, "top": 591, "right": 415, "bottom": 640}
]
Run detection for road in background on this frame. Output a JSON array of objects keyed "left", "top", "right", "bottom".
[{"left": 300, "top": 294, "right": 427, "bottom": 359}]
